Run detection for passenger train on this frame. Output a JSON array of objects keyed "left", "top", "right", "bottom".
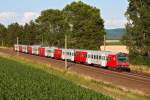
[{"left": 14, "top": 44, "right": 130, "bottom": 72}]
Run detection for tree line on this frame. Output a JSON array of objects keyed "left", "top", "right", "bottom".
[
  {"left": 0, "top": 1, "right": 105, "bottom": 50},
  {"left": 0, "top": 1, "right": 149, "bottom": 65}
]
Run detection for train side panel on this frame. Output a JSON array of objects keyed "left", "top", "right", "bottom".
[
  {"left": 19, "top": 45, "right": 23, "bottom": 52},
  {"left": 14, "top": 44, "right": 19, "bottom": 52},
  {"left": 54, "top": 49, "right": 62, "bottom": 59},
  {"left": 32, "top": 46, "right": 40, "bottom": 55},
  {"left": 38, "top": 47, "right": 45, "bottom": 57},
  {"left": 22, "top": 45, "right": 28, "bottom": 53},
  {"left": 106, "top": 55, "right": 117, "bottom": 68},
  {"left": 62, "top": 49, "right": 75, "bottom": 61},
  {"left": 74, "top": 50, "right": 87, "bottom": 63},
  {"left": 27, "top": 46, "right": 32, "bottom": 54}
]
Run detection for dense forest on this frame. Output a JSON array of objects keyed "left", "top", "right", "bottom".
[{"left": 0, "top": 1, "right": 105, "bottom": 50}]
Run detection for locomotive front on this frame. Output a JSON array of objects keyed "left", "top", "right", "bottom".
[{"left": 116, "top": 52, "right": 130, "bottom": 71}]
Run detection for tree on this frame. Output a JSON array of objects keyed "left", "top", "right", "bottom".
[
  {"left": 124, "top": 0, "right": 150, "bottom": 57},
  {"left": 36, "top": 9, "right": 67, "bottom": 47},
  {"left": 0, "top": 23, "right": 7, "bottom": 46},
  {"left": 6, "top": 23, "right": 24, "bottom": 46},
  {"left": 23, "top": 21, "right": 40, "bottom": 45},
  {"left": 122, "top": 0, "right": 150, "bottom": 65},
  {"left": 63, "top": 1, "right": 105, "bottom": 50}
]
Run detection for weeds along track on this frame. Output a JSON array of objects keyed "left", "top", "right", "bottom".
[{"left": 0, "top": 48, "right": 150, "bottom": 94}]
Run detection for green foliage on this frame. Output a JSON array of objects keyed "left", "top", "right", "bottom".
[
  {"left": 0, "top": 24, "right": 7, "bottom": 46},
  {"left": 129, "top": 54, "right": 150, "bottom": 66},
  {"left": 0, "top": 57, "right": 112, "bottom": 100},
  {"left": 123, "top": 0, "right": 150, "bottom": 65},
  {"left": 36, "top": 9, "right": 67, "bottom": 47},
  {"left": 63, "top": 1, "right": 105, "bottom": 49},
  {"left": 23, "top": 21, "right": 40, "bottom": 45},
  {"left": 5, "top": 23, "right": 24, "bottom": 46}
]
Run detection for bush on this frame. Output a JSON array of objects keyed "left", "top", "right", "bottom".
[{"left": 129, "top": 55, "right": 150, "bottom": 67}]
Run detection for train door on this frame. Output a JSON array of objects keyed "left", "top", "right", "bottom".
[
  {"left": 27, "top": 46, "right": 32, "bottom": 54},
  {"left": 107, "top": 55, "right": 117, "bottom": 68},
  {"left": 101, "top": 54, "right": 107, "bottom": 67},
  {"left": 25, "top": 45, "right": 28, "bottom": 53},
  {"left": 74, "top": 51, "right": 80, "bottom": 62},
  {"left": 71, "top": 51, "right": 75, "bottom": 61},
  {"left": 86, "top": 51, "right": 92, "bottom": 64},
  {"left": 14, "top": 45, "right": 19, "bottom": 51},
  {"left": 39, "top": 47, "right": 45, "bottom": 57},
  {"left": 61, "top": 49, "right": 66, "bottom": 60},
  {"left": 45, "top": 47, "right": 50, "bottom": 57},
  {"left": 67, "top": 50, "right": 74, "bottom": 61},
  {"left": 80, "top": 51, "right": 87, "bottom": 63},
  {"left": 19, "top": 45, "right": 22, "bottom": 52},
  {"left": 54, "top": 49, "right": 62, "bottom": 59}
]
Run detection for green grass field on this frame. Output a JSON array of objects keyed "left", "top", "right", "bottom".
[{"left": 0, "top": 56, "right": 112, "bottom": 100}]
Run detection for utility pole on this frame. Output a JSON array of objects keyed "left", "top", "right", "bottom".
[
  {"left": 65, "top": 34, "right": 67, "bottom": 69},
  {"left": 64, "top": 23, "right": 73, "bottom": 70},
  {"left": 2, "top": 40, "right": 3, "bottom": 47},
  {"left": 104, "top": 34, "right": 106, "bottom": 51},
  {"left": 17, "top": 37, "right": 19, "bottom": 55}
]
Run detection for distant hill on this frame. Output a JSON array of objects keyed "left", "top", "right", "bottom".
[{"left": 106, "top": 28, "right": 126, "bottom": 40}]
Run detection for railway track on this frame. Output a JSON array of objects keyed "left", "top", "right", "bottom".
[
  {"left": 0, "top": 48, "right": 150, "bottom": 94},
  {"left": 71, "top": 63, "right": 150, "bottom": 85},
  {"left": 122, "top": 71, "right": 150, "bottom": 81}
]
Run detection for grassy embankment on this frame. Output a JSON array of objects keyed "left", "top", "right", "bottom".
[{"left": 0, "top": 51, "right": 149, "bottom": 100}]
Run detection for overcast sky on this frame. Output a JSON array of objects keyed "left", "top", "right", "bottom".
[{"left": 0, "top": 0, "right": 128, "bottom": 29}]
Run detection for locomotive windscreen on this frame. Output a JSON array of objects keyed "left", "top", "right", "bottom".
[{"left": 117, "top": 53, "right": 128, "bottom": 62}]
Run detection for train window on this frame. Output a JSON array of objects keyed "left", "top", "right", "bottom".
[
  {"left": 94, "top": 55, "right": 96, "bottom": 59},
  {"left": 91, "top": 55, "right": 93, "bottom": 59},
  {"left": 88, "top": 55, "right": 90, "bottom": 58},
  {"left": 104, "top": 56, "right": 106, "bottom": 60},
  {"left": 96, "top": 55, "right": 98, "bottom": 59},
  {"left": 47, "top": 50, "right": 50, "bottom": 53},
  {"left": 84, "top": 54, "right": 87, "bottom": 58},
  {"left": 103, "top": 56, "right": 106, "bottom": 60},
  {"left": 99, "top": 56, "right": 101, "bottom": 59},
  {"left": 101, "top": 56, "right": 103, "bottom": 60}
]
